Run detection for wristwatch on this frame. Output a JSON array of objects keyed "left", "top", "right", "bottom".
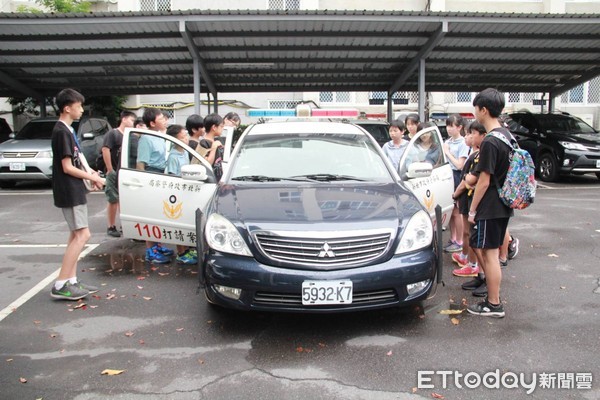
[{"left": 468, "top": 210, "right": 477, "bottom": 217}]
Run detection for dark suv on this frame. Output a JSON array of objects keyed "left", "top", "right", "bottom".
[{"left": 507, "top": 112, "right": 600, "bottom": 182}]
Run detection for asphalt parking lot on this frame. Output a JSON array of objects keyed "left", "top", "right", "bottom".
[{"left": 0, "top": 177, "right": 599, "bottom": 400}]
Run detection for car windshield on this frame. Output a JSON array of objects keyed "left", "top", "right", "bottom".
[
  {"left": 538, "top": 116, "right": 597, "bottom": 135},
  {"left": 230, "top": 132, "right": 393, "bottom": 183},
  {"left": 15, "top": 120, "right": 80, "bottom": 140}
]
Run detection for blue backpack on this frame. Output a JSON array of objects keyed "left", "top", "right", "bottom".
[{"left": 489, "top": 130, "right": 537, "bottom": 210}]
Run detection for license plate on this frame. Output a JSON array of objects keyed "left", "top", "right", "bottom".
[
  {"left": 9, "top": 162, "right": 26, "bottom": 171},
  {"left": 301, "top": 280, "right": 353, "bottom": 305},
  {"left": 596, "top": 160, "right": 600, "bottom": 168}
]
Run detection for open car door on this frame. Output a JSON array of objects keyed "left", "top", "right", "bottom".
[
  {"left": 398, "top": 125, "right": 454, "bottom": 229},
  {"left": 119, "top": 128, "right": 217, "bottom": 247}
]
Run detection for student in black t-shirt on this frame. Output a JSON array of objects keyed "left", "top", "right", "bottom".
[
  {"left": 50, "top": 88, "right": 105, "bottom": 301},
  {"left": 102, "top": 110, "right": 137, "bottom": 238},
  {"left": 466, "top": 88, "right": 513, "bottom": 318},
  {"left": 185, "top": 114, "right": 205, "bottom": 161}
]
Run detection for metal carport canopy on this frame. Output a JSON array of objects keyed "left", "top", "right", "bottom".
[{"left": 0, "top": 9, "right": 599, "bottom": 110}]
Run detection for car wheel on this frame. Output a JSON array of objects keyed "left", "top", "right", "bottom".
[
  {"left": 0, "top": 181, "right": 16, "bottom": 189},
  {"left": 537, "top": 153, "right": 559, "bottom": 182}
]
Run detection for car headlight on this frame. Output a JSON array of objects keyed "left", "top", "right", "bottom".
[
  {"left": 395, "top": 210, "right": 433, "bottom": 254},
  {"left": 205, "top": 213, "right": 252, "bottom": 256},
  {"left": 559, "top": 141, "right": 587, "bottom": 151},
  {"left": 36, "top": 150, "right": 53, "bottom": 158}
]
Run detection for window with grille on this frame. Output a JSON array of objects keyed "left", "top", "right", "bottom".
[
  {"left": 268, "top": 0, "right": 300, "bottom": 10},
  {"left": 319, "top": 92, "right": 350, "bottom": 103},
  {"left": 457, "top": 92, "right": 472, "bottom": 103},
  {"left": 145, "top": 104, "right": 174, "bottom": 120},
  {"left": 269, "top": 100, "right": 302, "bottom": 109},
  {"left": 369, "top": 91, "right": 386, "bottom": 100},
  {"left": 587, "top": 77, "right": 600, "bottom": 104},
  {"left": 444, "top": 92, "right": 456, "bottom": 103},
  {"left": 569, "top": 84, "right": 584, "bottom": 103},
  {"left": 523, "top": 93, "right": 535, "bottom": 103},
  {"left": 320, "top": 92, "right": 333, "bottom": 103},
  {"left": 139, "top": 0, "right": 171, "bottom": 11},
  {"left": 508, "top": 92, "right": 520, "bottom": 103}
]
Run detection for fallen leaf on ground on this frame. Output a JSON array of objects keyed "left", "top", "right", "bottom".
[
  {"left": 451, "top": 318, "right": 460, "bottom": 325},
  {"left": 143, "top": 297, "right": 152, "bottom": 301},
  {"left": 92, "top": 295, "right": 101, "bottom": 299},
  {"left": 33, "top": 320, "right": 41, "bottom": 325},
  {"left": 88, "top": 268, "right": 96, "bottom": 271},
  {"left": 73, "top": 303, "right": 86, "bottom": 310},
  {"left": 89, "top": 305, "right": 98, "bottom": 309},
  {"left": 50, "top": 334, "right": 57, "bottom": 338},
  {"left": 198, "top": 359, "right": 205, "bottom": 364},
  {"left": 318, "top": 342, "right": 326, "bottom": 348},
  {"left": 137, "top": 286, "right": 143, "bottom": 290},
  {"left": 412, "top": 387, "right": 418, "bottom": 393},
  {"left": 176, "top": 327, "right": 184, "bottom": 332},
  {"left": 431, "top": 393, "right": 444, "bottom": 399},
  {"left": 139, "top": 339, "right": 145, "bottom": 345},
  {"left": 560, "top": 286, "right": 566, "bottom": 290},
  {"left": 548, "top": 253, "right": 559, "bottom": 258},
  {"left": 19, "top": 377, "right": 27, "bottom": 383},
  {"left": 106, "top": 294, "right": 116, "bottom": 300},
  {"left": 386, "top": 350, "right": 393, "bottom": 356},
  {"left": 439, "top": 309, "right": 463, "bottom": 315},
  {"left": 158, "top": 272, "right": 169, "bottom": 276},
  {"left": 6, "top": 358, "right": 13, "bottom": 362},
  {"left": 296, "top": 346, "right": 303, "bottom": 353},
  {"left": 137, "top": 276, "right": 145, "bottom": 280},
  {"left": 101, "top": 369, "right": 125, "bottom": 376},
  {"left": 124, "top": 331, "right": 134, "bottom": 337}
]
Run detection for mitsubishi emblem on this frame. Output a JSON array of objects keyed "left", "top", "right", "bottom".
[{"left": 318, "top": 242, "right": 335, "bottom": 258}]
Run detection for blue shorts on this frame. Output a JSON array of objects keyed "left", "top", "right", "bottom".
[{"left": 470, "top": 218, "right": 509, "bottom": 249}]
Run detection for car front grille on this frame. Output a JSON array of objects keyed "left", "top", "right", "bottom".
[
  {"left": 254, "top": 230, "right": 392, "bottom": 267},
  {"left": 2, "top": 152, "right": 38, "bottom": 158},
  {"left": 253, "top": 289, "right": 398, "bottom": 307}
]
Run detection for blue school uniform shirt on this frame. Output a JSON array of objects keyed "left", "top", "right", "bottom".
[
  {"left": 166, "top": 147, "right": 189, "bottom": 176},
  {"left": 382, "top": 140, "right": 408, "bottom": 170},
  {"left": 137, "top": 134, "right": 167, "bottom": 171},
  {"left": 446, "top": 136, "right": 470, "bottom": 171}
]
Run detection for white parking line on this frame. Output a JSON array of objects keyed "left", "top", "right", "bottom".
[{"left": 0, "top": 243, "right": 99, "bottom": 322}]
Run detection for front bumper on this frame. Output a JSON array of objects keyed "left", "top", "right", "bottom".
[
  {"left": 0, "top": 159, "right": 52, "bottom": 181},
  {"left": 561, "top": 151, "right": 600, "bottom": 175},
  {"left": 204, "top": 249, "right": 437, "bottom": 313}
]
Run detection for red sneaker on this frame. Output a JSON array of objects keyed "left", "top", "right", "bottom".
[
  {"left": 451, "top": 253, "right": 468, "bottom": 267},
  {"left": 452, "top": 264, "right": 479, "bottom": 277}
]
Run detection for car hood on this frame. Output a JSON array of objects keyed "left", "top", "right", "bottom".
[
  {"left": 0, "top": 139, "right": 52, "bottom": 152},
  {"left": 552, "top": 132, "right": 600, "bottom": 146},
  {"left": 212, "top": 182, "right": 421, "bottom": 231}
]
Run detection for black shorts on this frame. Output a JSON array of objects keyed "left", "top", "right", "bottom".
[
  {"left": 458, "top": 192, "right": 469, "bottom": 215},
  {"left": 470, "top": 218, "right": 509, "bottom": 249},
  {"left": 452, "top": 170, "right": 462, "bottom": 189}
]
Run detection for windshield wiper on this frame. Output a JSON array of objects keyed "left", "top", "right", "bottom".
[
  {"left": 231, "top": 175, "right": 283, "bottom": 182},
  {"left": 291, "top": 174, "right": 365, "bottom": 182}
]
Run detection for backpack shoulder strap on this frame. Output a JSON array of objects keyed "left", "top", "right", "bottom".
[{"left": 488, "top": 129, "right": 513, "bottom": 149}]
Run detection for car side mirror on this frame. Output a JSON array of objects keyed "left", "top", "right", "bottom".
[
  {"left": 82, "top": 132, "right": 94, "bottom": 140},
  {"left": 181, "top": 164, "right": 209, "bottom": 182},
  {"left": 406, "top": 162, "right": 433, "bottom": 179},
  {"left": 9, "top": 133, "right": 15, "bottom": 139}
]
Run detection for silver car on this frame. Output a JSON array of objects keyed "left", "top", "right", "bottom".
[{"left": 0, "top": 117, "right": 111, "bottom": 188}]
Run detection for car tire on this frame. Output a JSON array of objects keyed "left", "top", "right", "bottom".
[
  {"left": 537, "top": 153, "right": 559, "bottom": 182},
  {"left": 0, "top": 181, "right": 16, "bottom": 189}
]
